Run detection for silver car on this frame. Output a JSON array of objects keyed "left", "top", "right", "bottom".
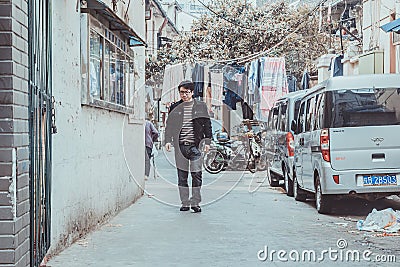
[{"left": 291, "top": 74, "right": 400, "bottom": 214}]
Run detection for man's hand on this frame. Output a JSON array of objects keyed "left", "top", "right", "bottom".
[
  {"left": 165, "top": 143, "right": 172, "bottom": 152},
  {"left": 204, "top": 144, "right": 210, "bottom": 153}
]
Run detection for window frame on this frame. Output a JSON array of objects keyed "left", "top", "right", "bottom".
[
  {"left": 279, "top": 102, "right": 288, "bottom": 131},
  {"left": 305, "top": 98, "right": 313, "bottom": 132},
  {"left": 272, "top": 107, "right": 279, "bottom": 130},
  {"left": 297, "top": 102, "right": 306, "bottom": 133},
  {"left": 314, "top": 93, "right": 325, "bottom": 130},
  {"left": 81, "top": 14, "right": 135, "bottom": 114}
]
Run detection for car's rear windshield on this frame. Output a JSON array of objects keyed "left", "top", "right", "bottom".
[{"left": 326, "top": 88, "right": 400, "bottom": 127}]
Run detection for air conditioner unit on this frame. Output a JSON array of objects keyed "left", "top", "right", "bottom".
[{"left": 358, "top": 50, "right": 384, "bottom": 74}]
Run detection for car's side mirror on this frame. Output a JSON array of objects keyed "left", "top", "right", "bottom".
[{"left": 291, "top": 120, "right": 297, "bottom": 133}]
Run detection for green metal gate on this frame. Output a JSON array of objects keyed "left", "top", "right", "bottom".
[{"left": 28, "top": 1, "right": 55, "bottom": 266}]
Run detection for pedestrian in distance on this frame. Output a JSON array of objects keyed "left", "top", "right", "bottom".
[
  {"left": 164, "top": 80, "right": 212, "bottom": 213},
  {"left": 145, "top": 120, "right": 159, "bottom": 180}
]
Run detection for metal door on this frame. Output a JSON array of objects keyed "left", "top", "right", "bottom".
[{"left": 29, "top": 1, "right": 55, "bottom": 266}]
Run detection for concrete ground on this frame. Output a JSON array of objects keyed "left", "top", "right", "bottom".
[{"left": 46, "top": 152, "right": 400, "bottom": 267}]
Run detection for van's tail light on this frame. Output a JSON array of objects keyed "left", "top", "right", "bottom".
[
  {"left": 286, "top": 132, "right": 295, "bottom": 157},
  {"left": 320, "top": 129, "right": 330, "bottom": 162},
  {"left": 333, "top": 175, "right": 340, "bottom": 184}
]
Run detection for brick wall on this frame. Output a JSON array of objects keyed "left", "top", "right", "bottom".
[{"left": 0, "top": 0, "right": 30, "bottom": 266}]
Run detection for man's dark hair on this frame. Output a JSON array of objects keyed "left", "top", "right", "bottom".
[{"left": 178, "top": 80, "right": 194, "bottom": 91}]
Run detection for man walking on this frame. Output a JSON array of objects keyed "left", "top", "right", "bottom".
[
  {"left": 164, "top": 81, "right": 212, "bottom": 212},
  {"left": 145, "top": 120, "right": 159, "bottom": 180}
]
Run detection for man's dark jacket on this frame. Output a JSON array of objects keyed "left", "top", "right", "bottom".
[{"left": 164, "top": 99, "right": 212, "bottom": 148}]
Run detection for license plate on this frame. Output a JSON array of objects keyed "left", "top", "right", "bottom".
[{"left": 363, "top": 174, "right": 397, "bottom": 186}]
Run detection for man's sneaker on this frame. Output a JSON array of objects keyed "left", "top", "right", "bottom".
[
  {"left": 180, "top": 206, "right": 190, "bottom": 211},
  {"left": 191, "top": 205, "right": 201, "bottom": 213}
]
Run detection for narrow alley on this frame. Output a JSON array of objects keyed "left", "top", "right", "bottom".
[{"left": 46, "top": 151, "right": 400, "bottom": 267}]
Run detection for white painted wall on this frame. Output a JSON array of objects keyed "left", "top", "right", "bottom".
[
  {"left": 363, "top": 0, "right": 398, "bottom": 73},
  {"left": 49, "top": 0, "right": 146, "bottom": 254},
  {"left": 146, "top": 5, "right": 180, "bottom": 58},
  {"left": 146, "top": 12, "right": 165, "bottom": 57}
]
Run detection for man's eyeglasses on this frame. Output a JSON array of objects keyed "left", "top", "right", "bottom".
[{"left": 179, "top": 90, "right": 192, "bottom": 95}]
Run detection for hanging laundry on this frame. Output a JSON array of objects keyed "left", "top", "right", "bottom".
[
  {"left": 211, "top": 72, "right": 223, "bottom": 106},
  {"left": 236, "top": 72, "right": 245, "bottom": 99},
  {"left": 247, "top": 59, "right": 263, "bottom": 113},
  {"left": 254, "top": 59, "right": 262, "bottom": 104},
  {"left": 241, "top": 101, "right": 254, "bottom": 120},
  {"left": 184, "top": 62, "right": 193, "bottom": 81},
  {"left": 223, "top": 90, "right": 241, "bottom": 110},
  {"left": 248, "top": 60, "right": 258, "bottom": 96},
  {"left": 205, "top": 87, "right": 212, "bottom": 112},
  {"left": 192, "top": 62, "right": 205, "bottom": 98},
  {"left": 332, "top": 55, "right": 344, "bottom": 77},
  {"left": 287, "top": 75, "right": 298, "bottom": 92},
  {"left": 301, "top": 69, "right": 310, "bottom": 90},
  {"left": 222, "top": 64, "right": 245, "bottom": 110},
  {"left": 203, "top": 65, "right": 210, "bottom": 98},
  {"left": 223, "top": 65, "right": 240, "bottom": 95},
  {"left": 145, "top": 84, "right": 154, "bottom": 103},
  {"left": 242, "top": 64, "right": 249, "bottom": 103},
  {"left": 161, "top": 63, "right": 184, "bottom": 107},
  {"left": 259, "top": 57, "right": 288, "bottom": 120}
]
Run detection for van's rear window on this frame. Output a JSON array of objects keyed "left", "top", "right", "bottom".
[{"left": 326, "top": 88, "right": 400, "bottom": 127}]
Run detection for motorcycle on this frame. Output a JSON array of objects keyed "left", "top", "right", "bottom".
[{"left": 203, "top": 130, "right": 267, "bottom": 174}]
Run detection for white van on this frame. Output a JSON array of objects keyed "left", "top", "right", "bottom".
[
  {"left": 291, "top": 74, "right": 400, "bottom": 214},
  {"left": 265, "top": 90, "right": 308, "bottom": 195}
]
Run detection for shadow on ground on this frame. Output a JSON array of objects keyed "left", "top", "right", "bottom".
[{"left": 275, "top": 183, "right": 400, "bottom": 216}]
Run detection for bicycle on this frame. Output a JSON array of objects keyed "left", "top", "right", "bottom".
[{"left": 203, "top": 130, "right": 266, "bottom": 174}]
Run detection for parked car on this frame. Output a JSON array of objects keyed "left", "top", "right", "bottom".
[
  {"left": 265, "top": 90, "right": 308, "bottom": 194},
  {"left": 291, "top": 74, "right": 400, "bottom": 214}
]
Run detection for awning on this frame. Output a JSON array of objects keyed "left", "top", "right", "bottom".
[
  {"left": 81, "top": 0, "right": 147, "bottom": 47},
  {"left": 380, "top": 18, "right": 400, "bottom": 33}
]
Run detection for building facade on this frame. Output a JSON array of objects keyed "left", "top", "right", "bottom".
[
  {"left": 0, "top": 0, "right": 147, "bottom": 266},
  {"left": 0, "top": 1, "right": 31, "bottom": 266},
  {"left": 159, "top": 0, "right": 209, "bottom": 32},
  {"left": 317, "top": 0, "right": 400, "bottom": 81},
  {"left": 362, "top": 0, "right": 400, "bottom": 74},
  {"left": 50, "top": 0, "right": 147, "bottom": 256},
  {"left": 145, "top": 0, "right": 180, "bottom": 121},
  {"left": 146, "top": 0, "right": 180, "bottom": 59}
]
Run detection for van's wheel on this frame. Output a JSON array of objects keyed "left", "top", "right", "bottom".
[
  {"left": 268, "top": 170, "right": 280, "bottom": 187},
  {"left": 293, "top": 173, "right": 307, "bottom": 201},
  {"left": 284, "top": 170, "right": 294, "bottom": 197},
  {"left": 315, "top": 175, "right": 333, "bottom": 214}
]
